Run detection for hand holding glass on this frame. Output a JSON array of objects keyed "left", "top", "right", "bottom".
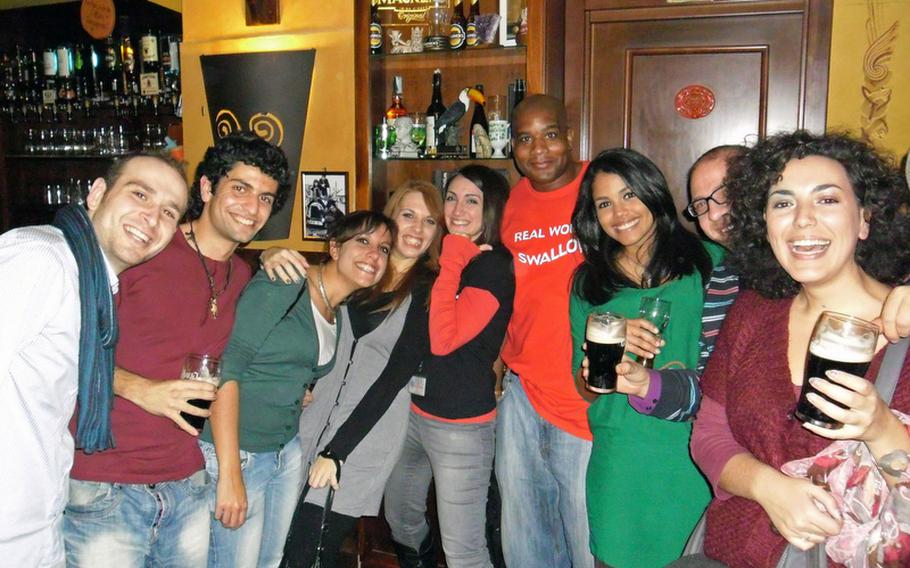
[
  {"left": 794, "top": 312, "right": 878, "bottom": 429},
  {"left": 638, "top": 297, "right": 671, "bottom": 367},
  {"left": 585, "top": 312, "right": 626, "bottom": 393},
  {"left": 179, "top": 353, "right": 222, "bottom": 431}
]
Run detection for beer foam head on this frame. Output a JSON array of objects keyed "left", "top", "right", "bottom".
[
  {"left": 587, "top": 312, "right": 625, "bottom": 344},
  {"left": 810, "top": 332, "right": 874, "bottom": 363}
]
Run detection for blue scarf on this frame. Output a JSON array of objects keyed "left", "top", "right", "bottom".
[{"left": 53, "top": 205, "right": 118, "bottom": 453}]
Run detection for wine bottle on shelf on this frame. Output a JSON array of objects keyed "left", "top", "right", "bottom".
[
  {"left": 469, "top": 84, "right": 488, "bottom": 159},
  {"left": 385, "top": 75, "right": 408, "bottom": 120},
  {"left": 512, "top": 78, "right": 526, "bottom": 113},
  {"left": 140, "top": 29, "right": 161, "bottom": 97},
  {"left": 102, "top": 35, "right": 121, "bottom": 101},
  {"left": 161, "top": 35, "right": 180, "bottom": 106},
  {"left": 41, "top": 48, "right": 58, "bottom": 120},
  {"left": 120, "top": 29, "right": 138, "bottom": 97},
  {"left": 449, "top": 0, "right": 467, "bottom": 51},
  {"left": 425, "top": 69, "right": 446, "bottom": 157},
  {"left": 465, "top": 0, "right": 480, "bottom": 48},
  {"left": 369, "top": 0, "right": 383, "bottom": 55}
]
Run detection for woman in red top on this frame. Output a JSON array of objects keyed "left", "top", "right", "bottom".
[
  {"left": 689, "top": 131, "right": 910, "bottom": 567},
  {"left": 383, "top": 165, "right": 515, "bottom": 568}
]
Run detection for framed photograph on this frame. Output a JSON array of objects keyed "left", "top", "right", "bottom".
[
  {"left": 301, "top": 171, "right": 348, "bottom": 240},
  {"left": 499, "top": 0, "right": 525, "bottom": 47}
]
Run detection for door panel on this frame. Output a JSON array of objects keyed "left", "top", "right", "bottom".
[{"left": 566, "top": 0, "right": 831, "bottom": 217}]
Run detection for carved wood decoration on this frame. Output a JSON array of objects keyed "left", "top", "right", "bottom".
[{"left": 860, "top": 0, "right": 899, "bottom": 143}]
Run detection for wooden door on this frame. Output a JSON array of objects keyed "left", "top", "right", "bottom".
[{"left": 565, "top": 0, "right": 832, "bottom": 216}]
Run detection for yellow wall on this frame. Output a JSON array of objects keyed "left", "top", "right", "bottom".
[
  {"left": 181, "top": 0, "right": 355, "bottom": 251},
  {"left": 827, "top": 0, "right": 910, "bottom": 160}
]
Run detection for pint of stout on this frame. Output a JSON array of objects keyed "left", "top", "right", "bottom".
[
  {"left": 794, "top": 312, "right": 878, "bottom": 429},
  {"left": 585, "top": 312, "right": 626, "bottom": 393}
]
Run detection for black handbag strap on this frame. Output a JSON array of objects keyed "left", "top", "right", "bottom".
[{"left": 875, "top": 337, "right": 910, "bottom": 404}]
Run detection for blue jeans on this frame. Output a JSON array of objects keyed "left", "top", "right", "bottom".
[
  {"left": 495, "top": 372, "right": 594, "bottom": 568},
  {"left": 199, "top": 435, "right": 304, "bottom": 568},
  {"left": 63, "top": 470, "right": 210, "bottom": 567},
  {"left": 384, "top": 411, "right": 495, "bottom": 568}
]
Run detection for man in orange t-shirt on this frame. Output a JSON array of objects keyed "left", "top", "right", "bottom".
[{"left": 496, "top": 94, "right": 593, "bottom": 568}]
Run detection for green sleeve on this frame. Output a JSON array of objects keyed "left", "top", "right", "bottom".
[
  {"left": 569, "top": 290, "right": 592, "bottom": 374},
  {"left": 221, "top": 271, "right": 307, "bottom": 383}
]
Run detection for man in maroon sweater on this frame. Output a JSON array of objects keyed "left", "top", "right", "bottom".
[{"left": 64, "top": 133, "right": 290, "bottom": 567}]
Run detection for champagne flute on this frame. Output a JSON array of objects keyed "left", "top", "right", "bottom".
[{"left": 638, "top": 297, "right": 671, "bottom": 368}]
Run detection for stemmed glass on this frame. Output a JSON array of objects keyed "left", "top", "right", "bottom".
[{"left": 638, "top": 297, "right": 671, "bottom": 368}]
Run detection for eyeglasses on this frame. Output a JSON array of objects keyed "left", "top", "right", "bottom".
[{"left": 686, "top": 185, "right": 728, "bottom": 218}]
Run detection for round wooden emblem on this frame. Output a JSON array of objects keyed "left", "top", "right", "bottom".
[
  {"left": 675, "top": 85, "right": 715, "bottom": 120},
  {"left": 81, "top": 0, "right": 116, "bottom": 40}
]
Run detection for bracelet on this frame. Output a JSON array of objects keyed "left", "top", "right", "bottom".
[{"left": 878, "top": 449, "right": 910, "bottom": 477}]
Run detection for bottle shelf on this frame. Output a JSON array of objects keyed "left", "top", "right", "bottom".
[
  {"left": 372, "top": 45, "right": 526, "bottom": 70},
  {"left": 4, "top": 153, "right": 127, "bottom": 160}
]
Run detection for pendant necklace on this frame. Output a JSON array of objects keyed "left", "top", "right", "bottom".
[
  {"left": 317, "top": 264, "right": 335, "bottom": 323},
  {"left": 187, "top": 221, "right": 233, "bottom": 319}
]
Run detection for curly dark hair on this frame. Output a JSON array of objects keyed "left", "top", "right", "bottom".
[
  {"left": 571, "top": 148, "right": 712, "bottom": 305},
  {"left": 185, "top": 132, "right": 291, "bottom": 220},
  {"left": 726, "top": 130, "right": 910, "bottom": 298}
]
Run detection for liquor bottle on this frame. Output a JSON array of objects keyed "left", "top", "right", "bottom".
[
  {"left": 41, "top": 47, "right": 58, "bottom": 114},
  {"left": 120, "top": 30, "right": 138, "bottom": 96},
  {"left": 465, "top": 0, "right": 480, "bottom": 48},
  {"left": 56, "top": 45, "right": 76, "bottom": 103},
  {"left": 469, "top": 84, "right": 488, "bottom": 159},
  {"left": 103, "top": 35, "right": 121, "bottom": 100},
  {"left": 385, "top": 75, "right": 408, "bottom": 120},
  {"left": 425, "top": 69, "right": 446, "bottom": 156},
  {"left": 161, "top": 35, "right": 181, "bottom": 105},
  {"left": 140, "top": 29, "right": 161, "bottom": 97},
  {"left": 449, "top": 0, "right": 467, "bottom": 50},
  {"left": 369, "top": 0, "right": 383, "bottom": 55},
  {"left": 512, "top": 78, "right": 526, "bottom": 112}
]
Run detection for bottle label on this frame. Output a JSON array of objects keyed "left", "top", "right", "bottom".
[
  {"left": 449, "top": 24, "right": 466, "bottom": 49},
  {"left": 42, "top": 89, "right": 56, "bottom": 105},
  {"left": 168, "top": 39, "right": 180, "bottom": 72},
  {"left": 142, "top": 36, "right": 158, "bottom": 62},
  {"left": 56, "top": 49, "right": 71, "bottom": 77},
  {"left": 426, "top": 116, "right": 436, "bottom": 149},
  {"left": 140, "top": 72, "right": 160, "bottom": 96},
  {"left": 466, "top": 25, "right": 478, "bottom": 47},
  {"left": 43, "top": 51, "right": 57, "bottom": 76},
  {"left": 369, "top": 23, "right": 383, "bottom": 50}
]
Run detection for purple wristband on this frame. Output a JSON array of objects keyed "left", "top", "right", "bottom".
[{"left": 628, "top": 370, "right": 662, "bottom": 414}]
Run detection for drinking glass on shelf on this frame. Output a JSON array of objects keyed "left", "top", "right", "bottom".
[
  {"left": 178, "top": 353, "right": 222, "bottom": 431},
  {"left": 638, "top": 297, "right": 671, "bottom": 368},
  {"left": 488, "top": 120, "right": 510, "bottom": 158},
  {"left": 410, "top": 112, "right": 427, "bottom": 156},
  {"left": 486, "top": 94, "right": 505, "bottom": 121}
]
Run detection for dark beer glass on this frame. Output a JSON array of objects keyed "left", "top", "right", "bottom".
[
  {"left": 179, "top": 353, "right": 222, "bottom": 431},
  {"left": 794, "top": 312, "right": 878, "bottom": 429},
  {"left": 585, "top": 312, "right": 626, "bottom": 393}
]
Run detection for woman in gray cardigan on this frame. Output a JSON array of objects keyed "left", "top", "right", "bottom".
[{"left": 280, "top": 180, "right": 444, "bottom": 568}]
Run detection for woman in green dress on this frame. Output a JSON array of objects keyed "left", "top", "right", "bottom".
[{"left": 569, "top": 148, "right": 715, "bottom": 567}]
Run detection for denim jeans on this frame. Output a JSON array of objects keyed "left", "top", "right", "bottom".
[
  {"left": 63, "top": 469, "right": 210, "bottom": 567},
  {"left": 199, "top": 435, "right": 304, "bottom": 568},
  {"left": 495, "top": 372, "right": 594, "bottom": 568},
  {"left": 384, "top": 410, "right": 495, "bottom": 568}
]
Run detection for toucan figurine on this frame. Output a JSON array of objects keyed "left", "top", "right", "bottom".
[{"left": 437, "top": 87, "right": 486, "bottom": 134}]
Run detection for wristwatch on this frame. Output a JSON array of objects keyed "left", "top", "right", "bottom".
[{"left": 878, "top": 449, "right": 910, "bottom": 477}]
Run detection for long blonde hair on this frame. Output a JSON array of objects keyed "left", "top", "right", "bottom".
[{"left": 364, "top": 180, "right": 444, "bottom": 310}]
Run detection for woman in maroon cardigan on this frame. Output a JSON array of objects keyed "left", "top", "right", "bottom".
[{"left": 689, "top": 131, "right": 910, "bottom": 567}]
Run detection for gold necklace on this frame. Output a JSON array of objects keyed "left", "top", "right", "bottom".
[{"left": 187, "top": 221, "right": 233, "bottom": 319}]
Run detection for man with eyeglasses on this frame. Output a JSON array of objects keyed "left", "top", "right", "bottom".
[{"left": 618, "top": 144, "right": 910, "bottom": 426}]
